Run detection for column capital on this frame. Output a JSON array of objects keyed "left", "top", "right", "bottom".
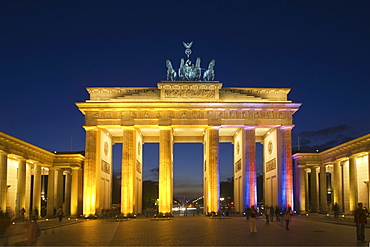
[
  {"left": 83, "top": 126, "right": 99, "bottom": 131},
  {"left": 279, "top": 125, "right": 294, "bottom": 130},
  {"left": 295, "top": 165, "right": 307, "bottom": 169},
  {"left": 243, "top": 126, "right": 256, "bottom": 130}
]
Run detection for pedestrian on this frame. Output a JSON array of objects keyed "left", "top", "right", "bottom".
[
  {"left": 275, "top": 205, "right": 280, "bottom": 221},
  {"left": 354, "top": 202, "right": 367, "bottom": 243},
  {"left": 245, "top": 206, "right": 251, "bottom": 220},
  {"left": 269, "top": 205, "right": 274, "bottom": 222},
  {"left": 333, "top": 202, "right": 339, "bottom": 219},
  {"left": 264, "top": 205, "right": 270, "bottom": 224},
  {"left": 33, "top": 208, "right": 38, "bottom": 218},
  {"left": 27, "top": 215, "right": 41, "bottom": 246},
  {"left": 284, "top": 207, "right": 291, "bottom": 230},
  {"left": 20, "top": 207, "right": 26, "bottom": 220},
  {"left": 56, "top": 207, "right": 64, "bottom": 222},
  {"left": 249, "top": 206, "right": 257, "bottom": 233}
]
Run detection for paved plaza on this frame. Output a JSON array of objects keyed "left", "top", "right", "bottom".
[{"left": 1, "top": 214, "right": 369, "bottom": 246}]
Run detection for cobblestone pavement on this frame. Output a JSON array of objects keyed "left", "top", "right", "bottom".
[{"left": 1, "top": 215, "right": 369, "bottom": 246}]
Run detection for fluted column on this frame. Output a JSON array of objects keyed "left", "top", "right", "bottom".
[
  {"left": 0, "top": 151, "right": 8, "bottom": 212},
  {"left": 70, "top": 167, "right": 81, "bottom": 216},
  {"left": 278, "top": 126, "right": 293, "bottom": 209},
  {"left": 55, "top": 169, "right": 64, "bottom": 209},
  {"left": 319, "top": 164, "right": 328, "bottom": 213},
  {"left": 33, "top": 164, "right": 42, "bottom": 217},
  {"left": 349, "top": 155, "right": 358, "bottom": 212},
  {"left": 244, "top": 127, "right": 256, "bottom": 207},
  {"left": 159, "top": 127, "right": 173, "bottom": 214},
  {"left": 83, "top": 127, "right": 99, "bottom": 216},
  {"left": 294, "top": 165, "right": 306, "bottom": 214},
  {"left": 204, "top": 127, "right": 220, "bottom": 214},
  {"left": 64, "top": 171, "right": 72, "bottom": 216},
  {"left": 16, "top": 158, "right": 27, "bottom": 218},
  {"left": 47, "top": 167, "right": 55, "bottom": 218},
  {"left": 310, "top": 166, "right": 318, "bottom": 212},
  {"left": 333, "top": 160, "right": 342, "bottom": 211},
  {"left": 121, "top": 127, "right": 136, "bottom": 215}
]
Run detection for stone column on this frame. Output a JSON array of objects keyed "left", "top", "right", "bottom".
[
  {"left": 0, "top": 151, "right": 8, "bottom": 213},
  {"left": 349, "top": 155, "right": 358, "bottom": 212},
  {"left": 310, "top": 166, "right": 319, "bottom": 212},
  {"left": 16, "top": 158, "right": 27, "bottom": 219},
  {"left": 33, "top": 164, "right": 42, "bottom": 217},
  {"left": 333, "top": 160, "right": 343, "bottom": 211},
  {"left": 70, "top": 167, "right": 81, "bottom": 216},
  {"left": 55, "top": 169, "right": 64, "bottom": 209},
  {"left": 319, "top": 164, "right": 328, "bottom": 213},
  {"left": 64, "top": 170, "right": 72, "bottom": 216},
  {"left": 83, "top": 127, "right": 99, "bottom": 216},
  {"left": 244, "top": 127, "right": 256, "bottom": 207},
  {"left": 47, "top": 167, "right": 55, "bottom": 218},
  {"left": 121, "top": 127, "right": 136, "bottom": 216},
  {"left": 304, "top": 168, "right": 310, "bottom": 214},
  {"left": 278, "top": 126, "right": 294, "bottom": 209},
  {"left": 159, "top": 127, "right": 173, "bottom": 215},
  {"left": 294, "top": 165, "right": 306, "bottom": 214},
  {"left": 204, "top": 127, "right": 220, "bottom": 214}
]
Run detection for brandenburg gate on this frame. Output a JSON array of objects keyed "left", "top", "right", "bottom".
[{"left": 76, "top": 43, "right": 301, "bottom": 217}]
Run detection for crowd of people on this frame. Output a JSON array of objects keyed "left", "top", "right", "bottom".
[{"left": 244, "top": 205, "right": 292, "bottom": 233}]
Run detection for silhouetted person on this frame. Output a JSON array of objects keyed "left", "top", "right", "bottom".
[
  {"left": 56, "top": 207, "right": 64, "bottom": 222},
  {"left": 269, "top": 205, "right": 274, "bottom": 221},
  {"left": 27, "top": 215, "right": 41, "bottom": 246},
  {"left": 264, "top": 205, "right": 270, "bottom": 224},
  {"left": 249, "top": 206, "right": 257, "bottom": 233},
  {"left": 20, "top": 207, "right": 26, "bottom": 220},
  {"left": 275, "top": 205, "right": 280, "bottom": 221},
  {"left": 284, "top": 207, "right": 291, "bottom": 230},
  {"left": 354, "top": 202, "right": 367, "bottom": 243},
  {"left": 245, "top": 206, "right": 251, "bottom": 220},
  {"left": 333, "top": 202, "right": 339, "bottom": 219}
]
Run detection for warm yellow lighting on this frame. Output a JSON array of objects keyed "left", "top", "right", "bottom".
[{"left": 46, "top": 218, "right": 49, "bottom": 221}]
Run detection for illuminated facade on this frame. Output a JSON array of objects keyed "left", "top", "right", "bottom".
[
  {"left": 293, "top": 134, "right": 370, "bottom": 214},
  {"left": 76, "top": 81, "right": 301, "bottom": 216},
  {"left": 0, "top": 132, "right": 84, "bottom": 219}
]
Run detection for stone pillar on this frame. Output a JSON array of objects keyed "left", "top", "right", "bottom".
[
  {"left": 310, "top": 166, "right": 319, "bottom": 212},
  {"left": 55, "top": 169, "right": 64, "bottom": 209},
  {"left": 64, "top": 170, "right": 72, "bottom": 216},
  {"left": 319, "top": 164, "right": 328, "bottom": 213},
  {"left": 0, "top": 151, "right": 8, "bottom": 213},
  {"left": 70, "top": 167, "right": 81, "bottom": 216},
  {"left": 83, "top": 127, "right": 99, "bottom": 216},
  {"left": 333, "top": 160, "right": 342, "bottom": 212},
  {"left": 294, "top": 165, "right": 306, "bottom": 214},
  {"left": 47, "top": 167, "right": 55, "bottom": 218},
  {"left": 204, "top": 127, "right": 220, "bottom": 214},
  {"left": 244, "top": 127, "right": 256, "bottom": 207},
  {"left": 349, "top": 155, "right": 358, "bottom": 212},
  {"left": 121, "top": 127, "right": 136, "bottom": 216},
  {"left": 304, "top": 168, "right": 310, "bottom": 214},
  {"left": 33, "top": 164, "right": 42, "bottom": 217},
  {"left": 16, "top": 158, "right": 27, "bottom": 219},
  {"left": 158, "top": 127, "right": 173, "bottom": 215},
  {"left": 278, "top": 126, "right": 294, "bottom": 209}
]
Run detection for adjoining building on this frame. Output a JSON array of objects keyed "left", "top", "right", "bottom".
[
  {"left": 0, "top": 132, "right": 84, "bottom": 219},
  {"left": 294, "top": 133, "right": 370, "bottom": 214}
]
